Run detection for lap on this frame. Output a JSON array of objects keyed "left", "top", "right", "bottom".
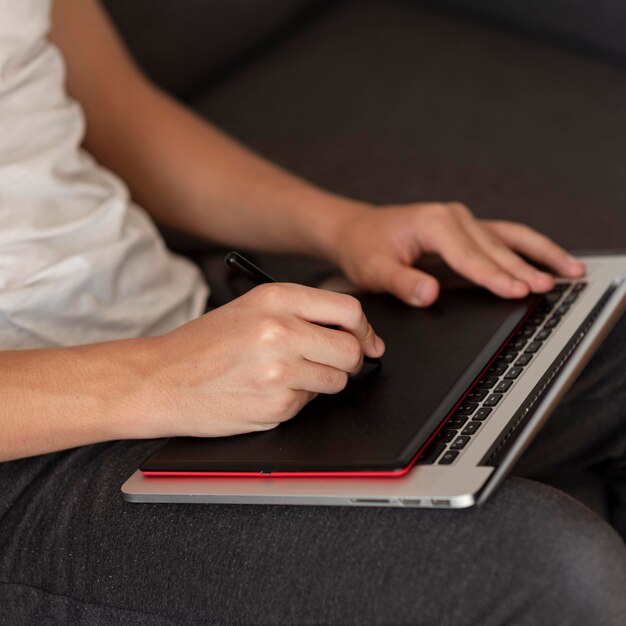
[{"left": 1, "top": 440, "right": 625, "bottom": 625}]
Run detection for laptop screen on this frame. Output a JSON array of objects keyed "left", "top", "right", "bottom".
[{"left": 141, "top": 289, "right": 535, "bottom": 474}]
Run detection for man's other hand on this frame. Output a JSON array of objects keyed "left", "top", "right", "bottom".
[{"left": 332, "top": 202, "right": 586, "bottom": 307}]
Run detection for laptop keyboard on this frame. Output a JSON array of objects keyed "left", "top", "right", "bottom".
[{"left": 416, "top": 281, "right": 587, "bottom": 466}]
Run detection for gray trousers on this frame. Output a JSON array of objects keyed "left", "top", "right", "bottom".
[{"left": 1, "top": 311, "right": 626, "bottom": 625}]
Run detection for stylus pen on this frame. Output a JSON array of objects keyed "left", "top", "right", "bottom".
[{"left": 225, "top": 251, "right": 381, "bottom": 366}]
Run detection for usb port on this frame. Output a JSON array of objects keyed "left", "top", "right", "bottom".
[
  {"left": 431, "top": 498, "right": 451, "bottom": 507},
  {"left": 400, "top": 499, "right": 422, "bottom": 507}
]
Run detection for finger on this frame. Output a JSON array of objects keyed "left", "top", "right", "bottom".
[
  {"left": 293, "top": 319, "right": 365, "bottom": 374},
  {"left": 451, "top": 209, "right": 555, "bottom": 293},
  {"left": 367, "top": 255, "right": 440, "bottom": 307},
  {"left": 480, "top": 243, "right": 554, "bottom": 293},
  {"left": 251, "top": 283, "right": 385, "bottom": 358},
  {"left": 289, "top": 360, "right": 350, "bottom": 395},
  {"left": 485, "top": 244, "right": 555, "bottom": 293},
  {"left": 425, "top": 214, "right": 530, "bottom": 298},
  {"left": 484, "top": 221, "right": 586, "bottom": 278}
]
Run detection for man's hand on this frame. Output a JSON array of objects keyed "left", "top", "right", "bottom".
[
  {"left": 139, "top": 284, "right": 385, "bottom": 439},
  {"left": 0, "top": 283, "right": 384, "bottom": 461},
  {"left": 331, "top": 202, "right": 586, "bottom": 307}
]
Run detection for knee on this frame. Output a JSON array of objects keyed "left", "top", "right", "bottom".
[
  {"left": 545, "top": 504, "right": 625, "bottom": 620},
  {"left": 497, "top": 479, "right": 626, "bottom": 624}
]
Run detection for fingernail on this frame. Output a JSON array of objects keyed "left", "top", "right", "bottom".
[
  {"left": 511, "top": 280, "right": 529, "bottom": 296},
  {"left": 374, "top": 335, "right": 385, "bottom": 354},
  {"left": 414, "top": 282, "right": 431, "bottom": 305},
  {"left": 566, "top": 255, "right": 585, "bottom": 276}
]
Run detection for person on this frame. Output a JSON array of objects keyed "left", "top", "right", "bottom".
[{"left": 0, "top": 1, "right": 625, "bottom": 624}]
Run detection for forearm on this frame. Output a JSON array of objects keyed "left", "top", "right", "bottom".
[
  {"left": 0, "top": 338, "right": 156, "bottom": 461},
  {"left": 86, "top": 81, "right": 366, "bottom": 259},
  {"left": 50, "top": 0, "right": 367, "bottom": 260}
]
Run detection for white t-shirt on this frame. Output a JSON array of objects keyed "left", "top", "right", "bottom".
[{"left": 0, "top": 0, "right": 208, "bottom": 349}]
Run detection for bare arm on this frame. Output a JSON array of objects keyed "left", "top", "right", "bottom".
[
  {"left": 0, "top": 286, "right": 384, "bottom": 462},
  {"left": 0, "top": 339, "right": 152, "bottom": 461}
]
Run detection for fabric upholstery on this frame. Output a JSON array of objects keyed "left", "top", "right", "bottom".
[
  {"left": 100, "top": 0, "right": 324, "bottom": 98},
  {"left": 190, "top": 0, "right": 626, "bottom": 250},
  {"left": 418, "top": 0, "right": 626, "bottom": 63}
]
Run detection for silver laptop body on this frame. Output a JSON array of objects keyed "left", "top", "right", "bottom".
[{"left": 122, "top": 254, "right": 626, "bottom": 509}]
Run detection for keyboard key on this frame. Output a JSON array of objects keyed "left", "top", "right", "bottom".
[
  {"left": 476, "top": 377, "right": 497, "bottom": 389},
  {"left": 525, "top": 341, "right": 542, "bottom": 354},
  {"left": 436, "top": 429, "right": 456, "bottom": 443},
  {"left": 467, "top": 389, "right": 488, "bottom": 402},
  {"left": 519, "top": 326, "right": 536, "bottom": 338},
  {"left": 473, "top": 407, "right": 492, "bottom": 421},
  {"left": 502, "top": 348, "right": 519, "bottom": 359},
  {"left": 416, "top": 442, "right": 446, "bottom": 464},
  {"left": 439, "top": 450, "right": 459, "bottom": 465},
  {"left": 535, "top": 299, "right": 554, "bottom": 312},
  {"left": 551, "top": 283, "right": 570, "bottom": 292},
  {"left": 545, "top": 292, "right": 562, "bottom": 304},
  {"left": 545, "top": 316, "right": 560, "bottom": 329},
  {"left": 556, "top": 304, "right": 570, "bottom": 316},
  {"left": 456, "top": 402, "right": 478, "bottom": 415},
  {"left": 495, "top": 379, "right": 514, "bottom": 393},
  {"left": 462, "top": 421, "right": 481, "bottom": 435},
  {"left": 488, "top": 364, "right": 508, "bottom": 377},
  {"left": 510, "top": 338, "right": 528, "bottom": 351},
  {"left": 450, "top": 436, "right": 471, "bottom": 450},
  {"left": 536, "top": 329, "right": 551, "bottom": 341},
  {"left": 496, "top": 353, "right": 516, "bottom": 365},
  {"left": 563, "top": 293, "right": 578, "bottom": 305},
  {"left": 572, "top": 282, "right": 587, "bottom": 292},
  {"left": 446, "top": 415, "right": 469, "bottom": 430},
  {"left": 484, "top": 393, "right": 503, "bottom": 407},
  {"left": 515, "top": 353, "right": 533, "bottom": 366},
  {"left": 505, "top": 366, "right": 523, "bottom": 379}
]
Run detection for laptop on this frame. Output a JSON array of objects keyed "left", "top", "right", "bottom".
[{"left": 122, "top": 253, "right": 626, "bottom": 508}]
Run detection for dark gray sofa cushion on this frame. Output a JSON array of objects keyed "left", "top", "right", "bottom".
[
  {"left": 419, "top": 0, "right": 626, "bottom": 64},
  {"left": 192, "top": 0, "right": 626, "bottom": 250},
  {"left": 100, "top": 0, "right": 322, "bottom": 97}
]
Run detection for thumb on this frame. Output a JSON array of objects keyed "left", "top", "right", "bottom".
[{"left": 374, "top": 257, "right": 440, "bottom": 307}]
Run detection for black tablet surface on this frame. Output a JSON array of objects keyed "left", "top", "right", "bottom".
[{"left": 141, "top": 289, "right": 536, "bottom": 474}]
